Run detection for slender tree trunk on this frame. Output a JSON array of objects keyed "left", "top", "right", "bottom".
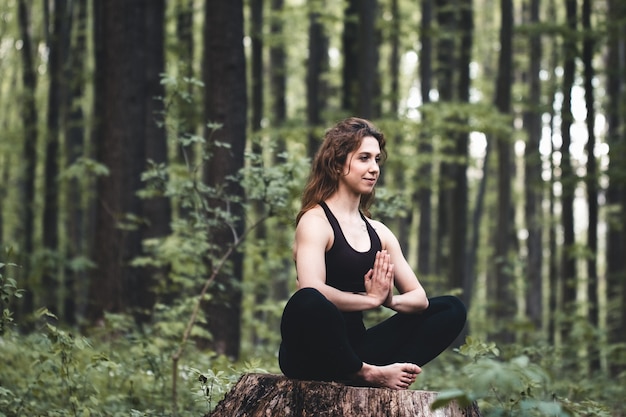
[
  {"left": 270, "top": 0, "right": 291, "bottom": 304},
  {"left": 388, "top": 0, "right": 411, "bottom": 252},
  {"left": 492, "top": 0, "right": 515, "bottom": 343},
  {"left": 306, "top": 0, "right": 329, "bottom": 156},
  {"left": 16, "top": 0, "right": 38, "bottom": 318},
  {"left": 42, "top": 0, "right": 69, "bottom": 316},
  {"left": 433, "top": 0, "right": 456, "bottom": 279},
  {"left": 388, "top": 0, "right": 400, "bottom": 116},
  {"left": 523, "top": 0, "right": 544, "bottom": 334},
  {"left": 582, "top": 0, "right": 600, "bottom": 372},
  {"left": 63, "top": 0, "right": 87, "bottom": 325},
  {"left": 559, "top": 0, "right": 578, "bottom": 344},
  {"left": 417, "top": 0, "right": 433, "bottom": 276},
  {"left": 0, "top": 158, "right": 7, "bottom": 247},
  {"left": 174, "top": 0, "right": 197, "bottom": 165},
  {"left": 357, "top": 0, "right": 378, "bottom": 119},
  {"left": 251, "top": 0, "right": 264, "bottom": 133},
  {"left": 250, "top": 0, "right": 269, "bottom": 348},
  {"left": 138, "top": 0, "right": 170, "bottom": 324},
  {"left": 341, "top": 0, "right": 359, "bottom": 114},
  {"left": 546, "top": 0, "right": 560, "bottom": 346},
  {"left": 605, "top": 0, "right": 626, "bottom": 376},
  {"left": 202, "top": 0, "right": 247, "bottom": 359},
  {"left": 270, "top": 0, "right": 286, "bottom": 130},
  {"left": 451, "top": 0, "right": 472, "bottom": 306}
]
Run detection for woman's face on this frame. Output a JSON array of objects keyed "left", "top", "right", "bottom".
[{"left": 339, "top": 136, "right": 381, "bottom": 195}]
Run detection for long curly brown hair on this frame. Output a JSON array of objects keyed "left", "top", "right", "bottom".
[{"left": 296, "top": 117, "right": 387, "bottom": 224}]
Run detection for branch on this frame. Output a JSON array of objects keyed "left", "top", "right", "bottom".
[{"left": 170, "top": 211, "right": 272, "bottom": 415}]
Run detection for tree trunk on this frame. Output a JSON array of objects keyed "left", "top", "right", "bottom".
[
  {"left": 270, "top": 0, "right": 286, "bottom": 129},
  {"left": 450, "top": 0, "right": 472, "bottom": 303},
  {"left": 605, "top": 0, "right": 626, "bottom": 376},
  {"left": 174, "top": 0, "right": 197, "bottom": 166},
  {"left": 545, "top": 0, "right": 560, "bottom": 346},
  {"left": 251, "top": 0, "right": 264, "bottom": 133},
  {"left": 357, "top": 0, "right": 379, "bottom": 119},
  {"left": 492, "top": 0, "right": 515, "bottom": 344},
  {"left": 270, "top": 0, "right": 292, "bottom": 305},
  {"left": 208, "top": 374, "right": 481, "bottom": 417},
  {"left": 63, "top": 0, "right": 88, "bottom": 325},
  {"left": 137, "top": 0, "right": 169, "bottom": 324},
  {"left": 89, "top": 0, "right": 160, "bottom": 322},
  {"left": 202, "top": 0, "right": 247, "bottom": 359},
  {"left": 559, "top": 0, "right": 578, "bottom": 343},
  {"left": 433, "top": 0, "right": 456, "bottom": 278},
  {"left": 582, "top": 0, "right": 600, "bottom": 372},
  {"left": 523, "top": 0, "right": 544, "bottom": 334},
  {"left": 416, "top": 0, "right": 433, "bottom": 276},
  {"left": 341, "top": 0, "right": 359, "bottom": 114},
  {"left": 306, "top": 0, "right": 329, "bottom": 156},
  {"left": 16, "top": 0, "right": 38, "bottom": 319},
  {"left": 42, "top": 0, "right": 69, "bottom": 316}
]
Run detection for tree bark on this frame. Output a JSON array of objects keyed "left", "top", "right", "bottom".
[
  {"left": 559, "top": 0, "right": 578, "bottom": 342},
  {"left": 41, "top": 0, "right": 68, "bottom": 316},
  {"left": 63, "top": 0, "right": 88, "bottom": 325},
  {"left": 433, "top": 0, "right": 456, "bottom": 278},
  {"left": 605, "top": 0, "right": 626, "bottom": 376},
  {"left": 202, "top": 0, "right": 247, "bottom": 359},
  {"left": 341, "top": 0, "right": 359, "bottom": 114},
  {"left": 137, "top": 0, "right": 170, "bottom": 324},
  {"left": 208, "top": 374, "right": 481, "bottom": 417},
  {"left": 270, "top": 0, "right": 292, "bottom": 305},
  {"left": 492, "top": 0, "right": 515, "bottom": 344},
  {"left": 89, "top": 0, "right": 165, "bottom": 322},
  {"left": 416, "top": 0, "right": 433, "bottom": 276},
  {"left": 16, "top": 0, "right": 38, "bottom": 319},
  {"left": 582, "top": 0, "right": 600, "bottom": 372},
  {"left": 306, "top": 0, "right": 329, "bottom": 157},
  {"left": 523, "top": 0, "right": 544, "bottom": 334},
  {"left": 270, "top": 0, "right": 286, "bottom": 129},
  {"left": 357, "top": 0, "right": 379, "bottom": 119},
  {"left": 450, "top": 0, "right": 472, "bottom": 304}
]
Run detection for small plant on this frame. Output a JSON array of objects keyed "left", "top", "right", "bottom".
[
  {"left": 432, "top": 337, "right": 574, "bottom": 417},
  {"left": 0, "top": 258, "right": 22, "bottom": 335}
]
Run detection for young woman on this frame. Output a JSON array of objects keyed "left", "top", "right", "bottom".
[{"left": 278, "top": 117, "right": 466, "bottom": 390}]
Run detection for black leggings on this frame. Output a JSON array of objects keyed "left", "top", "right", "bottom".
[{"left": 278, "top": 287, "right": 466, "bottom": 381}]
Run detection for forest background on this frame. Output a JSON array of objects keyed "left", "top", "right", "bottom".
[{"left": 1, "top": 0, "right": 625, "bottom": 416}]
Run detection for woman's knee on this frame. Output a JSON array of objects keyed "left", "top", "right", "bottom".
[
  {"left": 427, "top": 295, "right": 467, "bottom": 324},
  {"left": 447, "top": 295, "right": 467, "bottom": 316}
]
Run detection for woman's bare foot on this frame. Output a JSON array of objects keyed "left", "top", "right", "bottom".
[{"left": 353, "top": 362, "right": 421, "bottom": 390}]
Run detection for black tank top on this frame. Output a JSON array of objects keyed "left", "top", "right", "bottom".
[
  {"left": 320, "top": 201, "right": 383, "bottom": 293},
  {"left": 319, "top": 201, "right": 383, "bottom": 346}
]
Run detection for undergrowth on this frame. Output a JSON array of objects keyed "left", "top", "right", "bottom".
[{"left": 2, "top": 262, "right": 625, "bottom": 417}]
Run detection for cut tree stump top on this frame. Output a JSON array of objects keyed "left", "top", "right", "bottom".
[{"left": 207, "top": 373, "right": 481, "bottom": 417}]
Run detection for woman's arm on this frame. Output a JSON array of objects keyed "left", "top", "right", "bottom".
[
  {"left": 372, "top": 220, "right": 429, "bottom": 314},
  {"left": 294, "top": 208, "right": 391, "bottom": 312}
]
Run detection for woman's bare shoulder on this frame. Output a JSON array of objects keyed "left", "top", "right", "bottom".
[
  {"left": 298, "top": 205, "right": 328, "bottom": 225},
  {"left": 295, "top": 205, "right": 333, "bottom": 250}
]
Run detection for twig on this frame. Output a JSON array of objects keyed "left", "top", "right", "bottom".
[{"left": 170, "top": 212, "right": 271, "bottom": 415}]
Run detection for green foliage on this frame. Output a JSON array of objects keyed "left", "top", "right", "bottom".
[
  {"left": 428, "top": 337, "right": 621, "bottom": 417},
  {"left": 0, "top": 312, "right": 259, "bottom": 416},
  {"left": 0, "top": 259, "right": 22, "bottom": 334},
  {"left": 0, "top": 272, "right": 263, "bottom": 417}
]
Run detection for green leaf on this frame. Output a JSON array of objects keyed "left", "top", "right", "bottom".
[{"left": 431, "top": 389, "right": 475, "bottom": 410}]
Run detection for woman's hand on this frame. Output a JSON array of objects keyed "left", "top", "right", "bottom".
[{"left": 364, "top": 250, "right": 394, "bottom": 306}]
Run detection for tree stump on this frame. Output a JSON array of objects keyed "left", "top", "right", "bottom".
[{"left": 207, "top": 373, "right": 481, "bottom": 417}]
